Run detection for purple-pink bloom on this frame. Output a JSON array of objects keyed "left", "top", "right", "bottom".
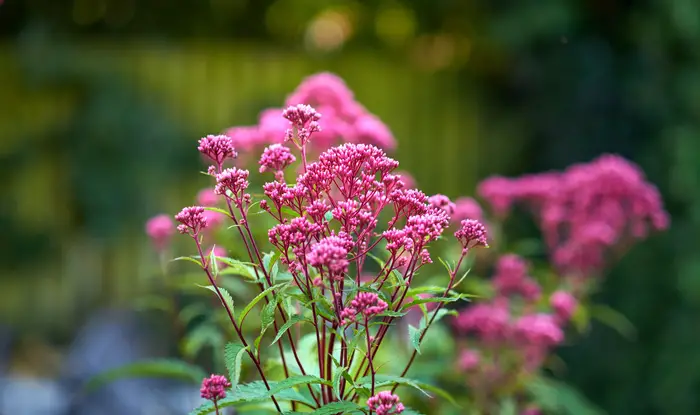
[
  {"left": 452, "top": 197, "right": 483, "bottom": 223},
  {"left": 341, "top": 292, "right": 388, "bottom": 325},
  {"left": 492, "top": 254, "right": 540, "bottom": 301},
  {"left": 458, "top": 349, "right": 481, "bottom": 371},
  {"left": 174, "top": 206, "right": 209, "bottom": 236},
  {"left": 282, "top": 104, "right": 322, "bottom": 146},
  {"left": 198, "top": 134, "right": 237, "bottom": 166},
  {"left": 454, "top": 219, "right": 489, "bottom": 249},
  {"left": 367, "top": 391, "right": 405, "bottom": 415},
  {"left": 454, "top": 301, "right": 511, "bottom": 342},
  {"left": 514, "top": 313, "right": 564, "bottom": 348},
  {"left": 550, "top": 290, "right": 577, "bottom": 322},
  {"left": 428, "top": 194, "right": 456, "bottom": 216},
  {"left": 215, "top": 168, "right": 251, "bottom": 207},
  {"left": 259, "top": 144, "right": 296, "bottom": 174},
  {"left": 200, "top": 374, "right": 231, "bottom": 401},
  {"left": 521, "top": 406, "right": 542, "bottom": 415},
  {"left": 307, "top": 233, "right": 354, "bottom": 279},
  {"left": 197, "top": 188, "right": 220, "bottom": 207},
  {"left": 145, "top": 214, "right": 175, "bottom": 251}
]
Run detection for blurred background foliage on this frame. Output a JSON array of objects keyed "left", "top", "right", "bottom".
[{"left": 0, "top": 0, "right": 698, "bottom": 413}]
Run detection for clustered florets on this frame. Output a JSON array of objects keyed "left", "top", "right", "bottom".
[
  {"left": 174, "top": 206, "right": 209, "bottom": 236},
  {"left": 199, "top": 374, "right": 231, "bottom": 402},
  {"left": 454, "top": 219, "right": 489, "bottom": 250},
  {"left": 367, "top": 391, "right": 405, "bottom": 415},
  {"left": 478, "top": 154, "right": 669, "bottom": 276},
  {"left": 340, "top": 292, "right": 388, "bottom": 325},
  {"left": 198, "top": 134, "right": 237, "bottom": 167}
]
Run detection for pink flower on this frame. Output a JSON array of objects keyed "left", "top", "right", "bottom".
[
  {"left": 145, "top": 214, "right": 175, "bottom": 251},
  {"left": 521, "top": 406, "right": 542, "bottom": 415},
  {"left": 458, "top": 349, "right": 481, "bottom": 371},
  {"left": 307, "top": 233, "right": 354, "bottom": 279},
  {"left": 224, "top": 126, "right": 262, "bottom": 153},
  {"left": 367, "top": 391, "right": 405, "bottom": 415},
  {"left": 259, "top": 144, "right": 296, "bottom": 177},
  {"left": 200, "top": 374, "right": 231, "bottom": 401},
  {"left": 454, "top": 219, "right": 489, "bottom": 250},
  {"left": 514, "top": 313, "right": 564, "bottom": 348},
  {"left": 452, "top": 197, "right": 483, "bottom": 223},
  {"left": 492, "top": 254, "right": 540, "bottom": 301},
  {"left": 197, "top": 188, "right": 220, "bottom": 207},
  {"left": 454, "top": 301, "right": 511, "bottom": 342},
  {"left": 352, "top": 113, "right": 396, "bottom": 151},
  {"left": 198, "top": 134, "right": 237, "bottom": 167},
  {"left": 550, "top": 290, "right": 577, "bottom": 322},
  {"left": 282, "top": 104, "right": 322, "bottom": 146},
  {"left": 215, "top": 168, "right": 251, "bottom": 207},
  {"left": 428, "top": 194, "right": 456, "bottom": 216},
  {"left": 341, "top": 292, "right": 388, "bottom": 325},
  {"left": 174, "top": 206, "right": 209, "bottom": 236},
  {"left": 395, "top": 171, "right": 417, "bottom": 190}
]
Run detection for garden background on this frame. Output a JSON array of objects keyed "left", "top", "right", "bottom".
[{"left": 1, "top": 0, "right": 699, "bottom": 414}]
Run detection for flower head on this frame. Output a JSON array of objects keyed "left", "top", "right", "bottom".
[
  {"left": 307, "top": 233, "right": 354, "bottom": 279},
  {"left": 341, "top": 292, "right": 388, "bottom": 325},
  {"left": 175, "top": 206, "right": 208, "bottom": 236},
  {"left": 514, "top": 313, "right": 564, "bottom": 348},
  {"left": 145, "top": 214, "right": 175, "bottom": 251},
  {"left": 458, "top": 349, "right": 481, "bottom": 371},
  {"left": 283, "top": 104, "right": 322, "bottom": 146},
  {"left": 454, "top": 219, "right": 489, "bottom": 249},
  {"left": 367, "top": 391, "right": 405, "bottom": 415},
  {"left": 215, "top": 168, "right": 251, "bottom": 207},
  {"left": 200, "top": 374, "right": 231, "bottom": 401},
  {"left": 428, "top": 194, "right": 456, "bottom": 216},
  {"left": 198, "top": 134, "right": 237, "bottom": 166},
  {"left": 452, "top": 197, "right": 483, "bottom": 223},
  {"left": 197, "top": 188, "right": 220, "bottom": 207},
  {"left": 550, "top": 290, "right": 577, "bottom": 322},
  {"left": 259, "top": 144, "right": 296, "bottom": 176}
]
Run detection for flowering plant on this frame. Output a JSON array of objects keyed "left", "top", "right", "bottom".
[{"left": 90, "top": 73, "right": 668, "bottom": 415}]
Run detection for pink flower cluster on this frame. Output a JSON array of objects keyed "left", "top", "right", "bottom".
[
  {"left": 223, "top": 73, "right": 396, "bottom": 158},
  {"left": 453, "top": 254, "right": 575, "bottom": 402},
  {"left": 200, "top": 374, "right": 231, "bottom": 402},
  {"left": 367, "top": 391, "right": 405, "bottom": 415},
  {"left": 478, "top": 154, "right": 669, "bottom": 276},
  {"left": 175, "top": 206, "right": 209, "bottom": 236},
  {"left": 340, "top": 292, "right": 389, "bottom": 325},
  {"left": 145, "top": 214, "right": 174, "bottom": 251}
]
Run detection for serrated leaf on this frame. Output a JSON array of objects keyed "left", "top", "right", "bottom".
[
  {"left": 197, "top": 284, "right": 235, "bottom": 316},
  {"left": 85, "top": 359, "right": 206, "bottom": 392},
  {"left": 189, "top": 380, "right": 315, "bottom": 415},
  {"left": 356, "top": 375, "right": 458, "bottom": 405},
  {"left": 270, "top": 315, "right": 310, "bottom": 346},
  {"left": 332, "top": 366, "right": 347, "bottom": 400},
  {"left": 216, "top": 257, "right": 258, "bottom": 280},
  {"left": 262, "top": 251, "right": 281, "bottom": 284},
  {"left": 261, "top": 295, "right": 278, "bottom": 331},
  {"left": 283, "top": 401, "right": 362, "bottom": 415},
  {"left": 408, "top": 325, "right": 423, "bottom": 354},
  {"left": 266, "top": 375, "right": 331, "bottom": 397},
  {"left": 238, "top": 283, "right": 287, "bottom": 326},
  {"left": 172, "top": 256, "right": 203, "bottom": 267},
  {"left": 224, "top": 342, "right": 248, "bottom": 389}
]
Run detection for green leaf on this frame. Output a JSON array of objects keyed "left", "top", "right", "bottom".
[
  {"left": 527, "top": 376, "right": 604, "bottom": 415},
  {"left": 403, "top": 409, "right": 427, "bottom": 415},
  {"left": 172, "top": 256, "right": 203, "bottom": 267},
  {"left": 224, "top": 342, "right": 248, "bottom": 389},
  {"left": 179, "top": 303, "right": 208, "bottom": 325},
  {"left": 380, "top": 310, "right": 408, "bottom": 318},
  {"left": 216, "top": 257, "right": 258, "bottom": 280},
  {"left": 262, "top": 251, "right": 281, "bottom": 283},
  {"left": 261, "top": 295, "right": 278, "bottom": 331},
  {"left": 203, "top": 206, "right": 231, "bottom": 217},
  {"left": 356, "top": 375, "right": 458, "bottom": 405},
  {"left": 189, "top": 381, "right": 315, "bottom": 415},
  {"left": 590, "top": 304, "right": 637, "bottom": 340},
  {"left": 208, "top": 246, "right": 220, "bottom": 276},
  {"left": 283, "top": 401, "right": 362, "bottom": 415},
  {"left": 270, "top": 315, "right": 310, "bottom": 346},
  {"left": 266, "top": 375, "right": 331, "bottom": 397},
  {"left": 332, "top": 366, "right": 347, "bottom": 400},
  {"left": 421, "top": 309, "right": 458, "bottom": 330},
  {"left": 400, "top": 294, "right": 471, "bottom": 310},
  {"left": 408, "top": 325, "right": 423, "bottom": 354},
  {"left": 85, "top": 359, "right": 206, "bottom": 392},
  {"left": 238, "top": 283, "right": 287, "bottom": 326},
  {"left": 197, "top": 284, "right": 235, "bottom": 316}
]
